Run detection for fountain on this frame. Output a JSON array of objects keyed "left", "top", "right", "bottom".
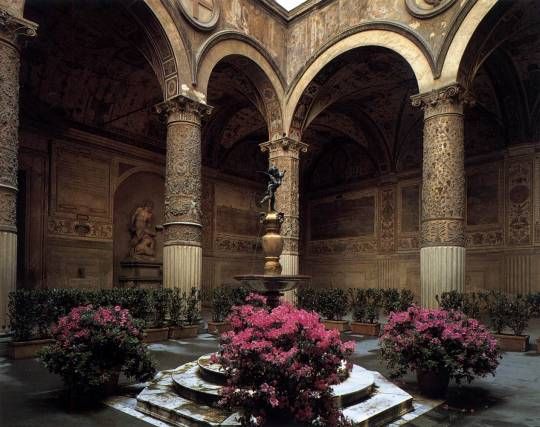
[
  {"left": 132, "top": 165, "right": 416, "bottom": 427},
  {"left": 234, "top": 165, "right": 310, "bottom": 307}
]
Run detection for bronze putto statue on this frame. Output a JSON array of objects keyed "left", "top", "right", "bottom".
[{"left": 258, "top": 164, "right": 286, "bottom": 212}]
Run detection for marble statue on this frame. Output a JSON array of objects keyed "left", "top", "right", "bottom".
[{"left": 129, "top": 200, "right": 158, "bottom": 260}]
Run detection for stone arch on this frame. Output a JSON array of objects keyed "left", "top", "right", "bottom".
[
  {"left": 438, "top": 0, "right": 498, "bottom": 88},
  {"left": 285, "top": 27, "right": 433, "bottom": 138},
  {"left": 195, "top": 32, "right": 285, "bottom": 140},
  {"left": 120, "top": 0, "right": 192, "bottom": 100}
]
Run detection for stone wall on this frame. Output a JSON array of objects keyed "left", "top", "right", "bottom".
[{"left": 303, "top": 150, "right": 540, "bottom": 298}]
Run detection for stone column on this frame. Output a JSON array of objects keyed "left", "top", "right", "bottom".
[
  {"left": 260, "top": 137, "right": 307, "bottom": 302},
  {"left": 155, "top": 95, "right": 212, "bottom": 294},
  {"left": 0, "top": 9, "right": 36, "bottom": 333},
  {"left": 411, "top": 84, "right": 467, "bottom": 308}
]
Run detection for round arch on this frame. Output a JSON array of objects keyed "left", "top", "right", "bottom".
[
  {"left": 438, "top": 0, "right": 498, "bottom": 88},
  {"left": 195, "top": 32, "right": 286, "bottom": 140},
  {"left": 284, "top": 28, "right": 433, "bottom": 136}
]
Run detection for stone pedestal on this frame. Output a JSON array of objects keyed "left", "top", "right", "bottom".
[
  {"left": 155, "top": 95, "right": 212, "bottom": 294},
  {"left": 0, "top": 10, "right": 37, "bottom": 333},
  {"left": 118, "top": 259, "right": 163, "bottom": 289},
  {"left": 260, "top": 137, "right": 307, "bottom": 303},
  {"left": 412, "top": 84, "right": 467, "bottom": 307}
]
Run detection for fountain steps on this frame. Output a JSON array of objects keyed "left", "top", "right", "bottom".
[{"left": 136, "top": 354, "right": 413, "bottom": 426}]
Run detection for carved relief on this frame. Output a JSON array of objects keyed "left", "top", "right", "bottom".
[
  {"left": 404, "top": 0, "right": 458, "bottom": 19},
  {"left": 48, "top": 218, "right": 113, "bottom": 240},
  {"left": 379, "top": 187, "right": 396, "bottom": 253},
  {"left": 412, "top": 84, "right": 466, "bottom": 248},
  {"left": 176, "top": 0, "right": 219, "bottom": 31},
  {"left": 507, "top": 159, "right": 532, "bottom": 246},
  {"left": 309, "top": 238, "right": 377, "bottom": 255},
  {"left": 0, "top": 189, "right": 16, "bottom": 230},
  {"left": 215, "top": 234, "right": 260, "bottom": 253},
  {"left": 156, "top": 95, "right": 212, "bottom": 246},
  {"left": 202, "top": 180, "right": 214, "bottom": 251}
]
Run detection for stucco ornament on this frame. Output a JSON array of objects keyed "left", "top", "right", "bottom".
[
  {"left": 176, "top": 0, "right": 219, "bottom": 31},
  {"left": 405, "top": 0, "right": 458, "bottom": 19}
]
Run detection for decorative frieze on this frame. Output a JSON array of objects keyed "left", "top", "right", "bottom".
[
  {"left": 379, "top": 187, "right": 396, "bottom": 253},
  {"left": 48, "top": 218, "right": 113, "bottom": 240},
  {"left": 506, "top": 159, "right": 532, "bottom": 246},
  {"left": 309, "top": 238, "right": 377, "bottom": 255}
]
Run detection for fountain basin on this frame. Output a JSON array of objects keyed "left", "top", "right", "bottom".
[{"left": 234, "top": 274, "right": 311, "bottom": 307}]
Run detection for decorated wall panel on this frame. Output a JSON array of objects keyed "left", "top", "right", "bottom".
[
  {"left": 397, "top": 181, "right": 420, "bottom": 251},
  {"left": 506, "top": 157, "right": 533, "bottom": 246}
]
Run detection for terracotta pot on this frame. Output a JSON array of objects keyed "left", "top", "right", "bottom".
[
  {"left": 322, "top": 320, "right": 350, "bottom": 332},
  {"left": 416, "top": 369, "right": 450, "bottom": 398},
  {"left": 169, "top": 325, "right": 198, "bottom": 339},
  {"left": 142, "top": 327, "right": 170, "bottom": 343},
  {"left": 350, "top": 322, "right": 381, "bottom": 336},
  {"left": 494, "top": 334, "right": 529, "bottom": 352},
  {"left": 8, "top": 338, "right": 55, "bottom": 359},
  {"left": 207, "top": 321, "right": 231, "bottom": 335}
]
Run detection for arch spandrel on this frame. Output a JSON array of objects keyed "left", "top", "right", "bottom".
[
  {"left": 284, "top": 28, "right": 433, "bottom": 139},
  {"left": 195, "top": 32, "right": 286, "bottom": 140}
]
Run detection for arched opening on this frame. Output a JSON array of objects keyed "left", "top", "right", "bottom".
[
  {"left": 200, "top": 55, "right": 275, "bottom": 298},
  {"left": 19, "top": 0, "right": 167, "bottom": 289},
  {"left": 456, "top": 0, "right": 540, "bottom": 294},
  {"left": 293, "top": 46, "right": 422, "bottom": 294}
]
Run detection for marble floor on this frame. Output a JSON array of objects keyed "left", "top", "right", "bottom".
[{"left": 0, "top": 320, "right": 539, "bottom": 427}]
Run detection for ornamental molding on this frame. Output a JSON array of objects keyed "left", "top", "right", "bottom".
[
  {"left": 404, "top": 0, "right": 458, "bottom": 19},
  {"left": 411, "top": 84, "right": 472, "bottom": 118},
  {"left": 0, "top": 9, "right": 37, "bottom": 46},
  {"left": 155, "top": 94, "right": 213, "bottom": 124},
  {"left": 259, "top": 137, "right": 308, "bottom": 159}
]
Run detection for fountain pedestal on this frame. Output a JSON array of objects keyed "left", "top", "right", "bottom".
[{"left": 235, "top": 210, "right": 310, "bottom": 307}]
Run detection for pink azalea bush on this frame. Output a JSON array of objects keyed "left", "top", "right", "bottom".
[
  {"left": 379, "top": 306, "right": 500, "bottom": 383},
  {"left": 214, "top": 294, "right": 355, "bottom": 426},
  {"left": 39, "top": 305, "right": 155, "bottom": 393}
]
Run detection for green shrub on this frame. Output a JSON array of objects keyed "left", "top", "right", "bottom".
[
  {"left": 318, "top": 288, "right": 349, "bottom": 321},
  {"left": 436, "top": 290, "right": 464, "bottom": 311},
  {"left": 381, "top": 289, "right": 414, "bottom": 315},
  {"left": 486, "top": 290, "right": 508, "bottom": 334},
  {"left": 507, "top": 294, "right": 531, "bottom": 336},
  {"left": 211, "top": 286, "right": 233, "bottom": 322},
  {"left": 151, "top": 288, "right": 171, "bottom": 328},
  {"left": 349, "top": 288, "right": 382, "bottom": 323},
  {"left": 183, "top": 287, "right": 201, "bottom": 326},
  {"left": 296, "top": 287, "right": 320, "bottom": 312},
  {"left": 169, "top": 289, "right": 185, "bottom": 327}
]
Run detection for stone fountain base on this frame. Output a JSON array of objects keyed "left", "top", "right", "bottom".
[{"left": 135, "top": 354, "right": 413, "bottom": 426}]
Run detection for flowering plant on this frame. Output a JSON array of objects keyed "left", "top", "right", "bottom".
[
  {"left": 39, "top": 305, "right": 156, "bottom": 394},
  {"left": 379, "top": 306, "right": 500, "bottom": 384},
  {"left": 214, "top": 294, "right": 355, "bottom": 426}
]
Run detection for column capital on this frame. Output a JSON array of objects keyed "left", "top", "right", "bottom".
[
  {"left": 259, "top": 137, "right": 308, "bottom": 159},
  {"left": 155, "top": 94, "right": 213, "bottom": 125},
  {"left": 411, "top": 83, "right": 472, "bottom": 118},
  {"left": 0, "top": 9, "right": 37, "bottom": 48}
]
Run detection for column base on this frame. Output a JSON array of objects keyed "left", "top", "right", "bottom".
[
  {"left": 420, "top": 246, "right": 465, "bottom": 308},
  {"left": 280, "top": 253, "right": 298, "bottom": 304},
  {"left": 0, "top": 231, "right": 16, "bottom": 334},
  {"left": 163, "top": 244, "right": 202, "bottom": 293}
]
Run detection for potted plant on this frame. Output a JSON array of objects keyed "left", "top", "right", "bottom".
[
  {"left": 379, "top": 306, "right": 500, "bottom": 398},
  {"left": 527, "top": 292, "right": 540, "bottom": 353},
  {"left": 349, "top": 288, "right": 382, "bottom": 336},
  {"left": 143, "top": 289, "right": 170, "bottom": 343},
  {"left": 214, "top": 296, "right": 355, "bottom": 426},
  {"left": 319, "top": 288, "right": 350, "bottom": 332},
  {"left": 489, "top": 292, "right": 531, "bottom": 352},
  {"left": 39, "top": 305, "right": 156, "bottom": 404},
  {"left": 169, "top": 288, "right": 200, "bottom": 339},
  {"left": 208, "top": 286, "right": 233, "bottom": 335},
  {"left": 7, "top": 290, "right": 55, "bottom": 359},
  {"left": 296, "top": 286, "right": 320, "bottom": 312}
]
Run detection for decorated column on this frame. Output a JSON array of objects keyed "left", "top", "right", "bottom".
[
  {"left": 156, "top": 94, "right": 212, "bottom": 293},
  {"left": 0, "top": 8, "right": 36, "bottom": 333},
  {"left": 260, "top": 137, "right": 307, "bottom": 298},
  {"left": 411, "top": 84, "right": 467, "bottom": 308}
]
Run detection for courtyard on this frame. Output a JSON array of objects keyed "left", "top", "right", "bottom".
[{"left": 2, "top": 0, "right": 540, "bottom": 425}]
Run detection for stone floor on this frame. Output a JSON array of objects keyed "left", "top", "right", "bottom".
[{"left": 0, "top": 319, "right": 539, "bottom": 427}]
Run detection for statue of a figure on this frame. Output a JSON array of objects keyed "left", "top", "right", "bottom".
[
  {"left": 258, "top": 165, "right": 286, "bottom": 212},
  {"left": 129, "top": 200, "right": 158, "bottom": 260}
]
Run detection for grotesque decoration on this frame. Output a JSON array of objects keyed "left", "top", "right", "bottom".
[
  {"left": 258, "top": 165, "right": 286, "bottom": 212},
  {"left": 129, "top": 200, "right": 161, "bottom": 260}
]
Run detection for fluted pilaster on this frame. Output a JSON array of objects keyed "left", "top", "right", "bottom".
[
  {"left": 156, "top": 94, "right": 212, "bottom": 291},
  {"left": 412, "top": 84, "right": 468, "bottom": 307}
]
